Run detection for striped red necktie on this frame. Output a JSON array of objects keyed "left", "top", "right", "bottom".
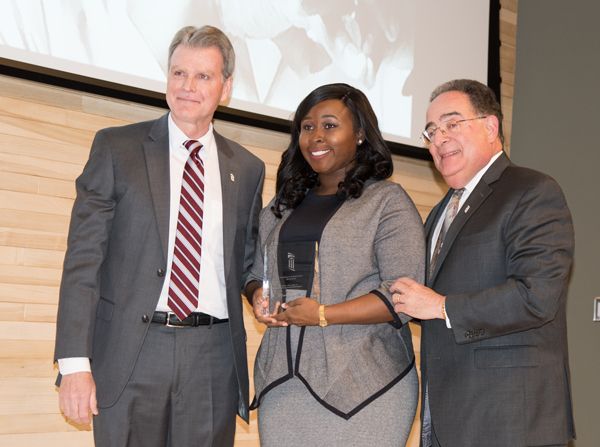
[{"left": 168, "top": 139, "right": 204, "bottom": 320}]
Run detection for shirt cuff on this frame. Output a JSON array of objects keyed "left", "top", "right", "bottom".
[
  {"left": 445, "top": 313, "right": 452, "bottom": 328},
  {"left": 58, "top": 357, "right": 91, "bottom": 375},
  {"left": 442, "top": 298, "right": 452, "bottom": 328}
]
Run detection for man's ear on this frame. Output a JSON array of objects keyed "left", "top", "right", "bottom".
[
  {"left": 484, "top": 115, "right": 500, "bottom": 143},
  {"left": 220, "top": 77, "right": 233, "bottom": 102}
]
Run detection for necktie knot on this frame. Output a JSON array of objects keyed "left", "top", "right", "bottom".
[
  {"left": 184, "top": 139, "right": 201, "bottom": 151},
  {"left": 452, "top": 188, "right": 466, "bottom": 201},
  {"left": 184, "top": 139, "right": 203, "bottom": 167}
]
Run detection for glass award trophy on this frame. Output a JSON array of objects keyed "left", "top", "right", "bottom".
[
  {"left": 260, "top": 248, "right": 270, "bottom": 316},
  {"left": 261, "top": 241, "right": 320, "bottom": 315}
]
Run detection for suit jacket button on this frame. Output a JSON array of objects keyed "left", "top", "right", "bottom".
[
  {"left": 141, "top": 315, "right": 150, "bottom": 323},
  {"left": 157, "top": 269, "right": 164, "bottom": 277}
]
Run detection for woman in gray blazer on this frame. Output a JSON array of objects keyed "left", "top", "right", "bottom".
[{"left": 245, "top": 84, "right": 425, "bottom": 447}]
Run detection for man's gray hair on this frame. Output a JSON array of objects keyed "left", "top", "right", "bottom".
[
  {"left": 168, "top": 25, "right": 235, "bottom": 82},
  {"left": 430, "top": 79, "right": 504, "bottom": 146}
]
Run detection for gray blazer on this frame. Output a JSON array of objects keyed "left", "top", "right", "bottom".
[
  {"left": 248, "top": 180, "right": 425, "bottom": 418},
  {"left": 422, "top": 152, "right": 575, "bottom": 446},
  {"left": 54, "top": 113, "right": 265, "bottom": 422}
]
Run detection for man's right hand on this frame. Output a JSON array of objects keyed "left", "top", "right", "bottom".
[{"left": 58, "top": 371, "right": 98, "bottom": 424}]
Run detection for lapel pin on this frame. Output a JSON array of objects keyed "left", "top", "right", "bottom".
[
  {"left": 230, "top": 173, "right": 235, "bottom": 182},
  {"left": 464, "top": 205, "right": 470, "bottom": 213}
]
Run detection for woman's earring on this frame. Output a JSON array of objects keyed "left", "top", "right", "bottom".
[{"left": 358, "top": 139, "right": 363, "bottom": 145}]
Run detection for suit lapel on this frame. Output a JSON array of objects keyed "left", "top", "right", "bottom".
[
  {"left": 143, "top": 114, "right": 171, "bottom": 262},
  {"left": 214, "top": 131, "right": 239, "bottom": 282},
  {"left": 429, "top": 152, "right": 511, "bottom": 284}
]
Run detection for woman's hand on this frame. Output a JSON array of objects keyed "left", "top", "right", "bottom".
[
  {"left": 273, "top": 298, "right": 320, "bottom": 327},
  {"left": 251, "top": 287, "right": 287, "bottom": 327}
]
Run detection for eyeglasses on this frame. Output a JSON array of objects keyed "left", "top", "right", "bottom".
[{"left": 421, "top": 116, "right": 488, "bottom": 144}]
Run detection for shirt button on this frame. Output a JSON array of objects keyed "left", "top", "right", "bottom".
[
  {"left": 141, "top": 315, "right": 150, "bottom": 323},
  {"left": 157, "top": 269, "right": 164, "bottom": 277}
]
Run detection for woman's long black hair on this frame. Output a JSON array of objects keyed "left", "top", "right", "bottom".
[{"left": 271, "top": 83, "right": 393, "bottom": 218}]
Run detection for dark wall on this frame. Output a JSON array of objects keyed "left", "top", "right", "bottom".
[{"left": 511, "top": 1, "right": 600, "bottom": 445}]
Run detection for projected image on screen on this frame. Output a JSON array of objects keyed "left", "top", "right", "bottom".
[
  {"left": 219, "top": 0, "right": 415, "bottom": 141},
  {"left": 0, "top": 0, "right": 489, "bottom": 148}
]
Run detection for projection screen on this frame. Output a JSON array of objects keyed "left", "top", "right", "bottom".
[{"left": 0, "top": 0, "right": 491, "bottom": 151}]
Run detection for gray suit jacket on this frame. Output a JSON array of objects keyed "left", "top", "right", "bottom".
[
  {"left": 421, "top": 152, "right": 575, "bottom": 446},
  {"left": 248, "top": 180, "right": 425, "bottom": 418},
  {"left": 54, "top": 113, "right": 265, "bottom": 422}
]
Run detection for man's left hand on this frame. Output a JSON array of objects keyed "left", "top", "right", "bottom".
[{"left": 390, "top": 277, "right": 446, "bottom": 320}]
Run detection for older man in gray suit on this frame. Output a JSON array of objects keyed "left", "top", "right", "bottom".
[
  {"left": 54, "top": 25, "right": 265, "bottom": 447},
  {"left": 391, "top": 79, "right": 575, "bottom": 447}
]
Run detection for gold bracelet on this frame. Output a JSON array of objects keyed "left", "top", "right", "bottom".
[
  {"left": 319, "top": 304, "right": 328, "bottom": 327},
  {"left": 441, "top": 299, "right": 447, "bottom": 320}
]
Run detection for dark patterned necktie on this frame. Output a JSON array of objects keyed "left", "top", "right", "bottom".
[
  {"left": 168, "top": 139, "right": 204, "bottom": 320},
  {"left": 429, "top": 188, "right": 465, "bottom": 281}
]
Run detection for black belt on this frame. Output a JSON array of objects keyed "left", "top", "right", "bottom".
[{"left": 152, "top": 311, "right": 228, "bottom": 327}]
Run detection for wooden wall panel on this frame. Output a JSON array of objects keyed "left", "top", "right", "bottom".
[
  {"left": 0, "top": 340, "right": 55, "bottom": 358},
  {"left": 0, "top": 432, "right": 94, "bottom": 447},
  {"left": 0, "top": 152, "right": 83, "bottom": 182},
  {"left": 500, "top": 0, "right": 518, "bottom": 153},
  {"left": 0, "top": 5, "right": 517, "bottom": 443},
  {"left": 0, "top": 285, "right": 59, "bottom": 305},
  {"left": 0, "top": 303, "right": 23, "bottom": 322},
  {"left": 0, "top": 209, "right": 70, "bottom": 234},
  {"left": 0, "top": 321, "right": 56, "bottom": 341}
]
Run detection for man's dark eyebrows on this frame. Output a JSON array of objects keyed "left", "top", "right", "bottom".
[
  {"left": 425, "top": 112, "right": 462, "bottom": 130},
  {"left": 425, "top": 111, "right": 462, "bottom": 130},
  {"left": 440, "top": 111, "right": 462, "bottom": 121}
]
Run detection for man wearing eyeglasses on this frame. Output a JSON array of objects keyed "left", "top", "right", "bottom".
[{"left": 391, "top": 79, "right": 575, "bottom": 447}]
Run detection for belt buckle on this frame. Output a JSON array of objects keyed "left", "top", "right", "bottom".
[{"left": 164, "top": 312, "right": 186, "bottom": 328}]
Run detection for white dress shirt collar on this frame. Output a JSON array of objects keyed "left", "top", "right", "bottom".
[
  {"left": 167, "top": 113, "right": 215, "bottom": 158},
  {"left": 461, "top": 150, "right": 504, "bottom": 197}
]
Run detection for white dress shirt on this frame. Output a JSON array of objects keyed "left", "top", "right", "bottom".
[
  {"left": 59, "top": 114, "right": 227, "bottom": 375},
  {"left": 430, "top": 151, "right": 503, "bottom": 328}
]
